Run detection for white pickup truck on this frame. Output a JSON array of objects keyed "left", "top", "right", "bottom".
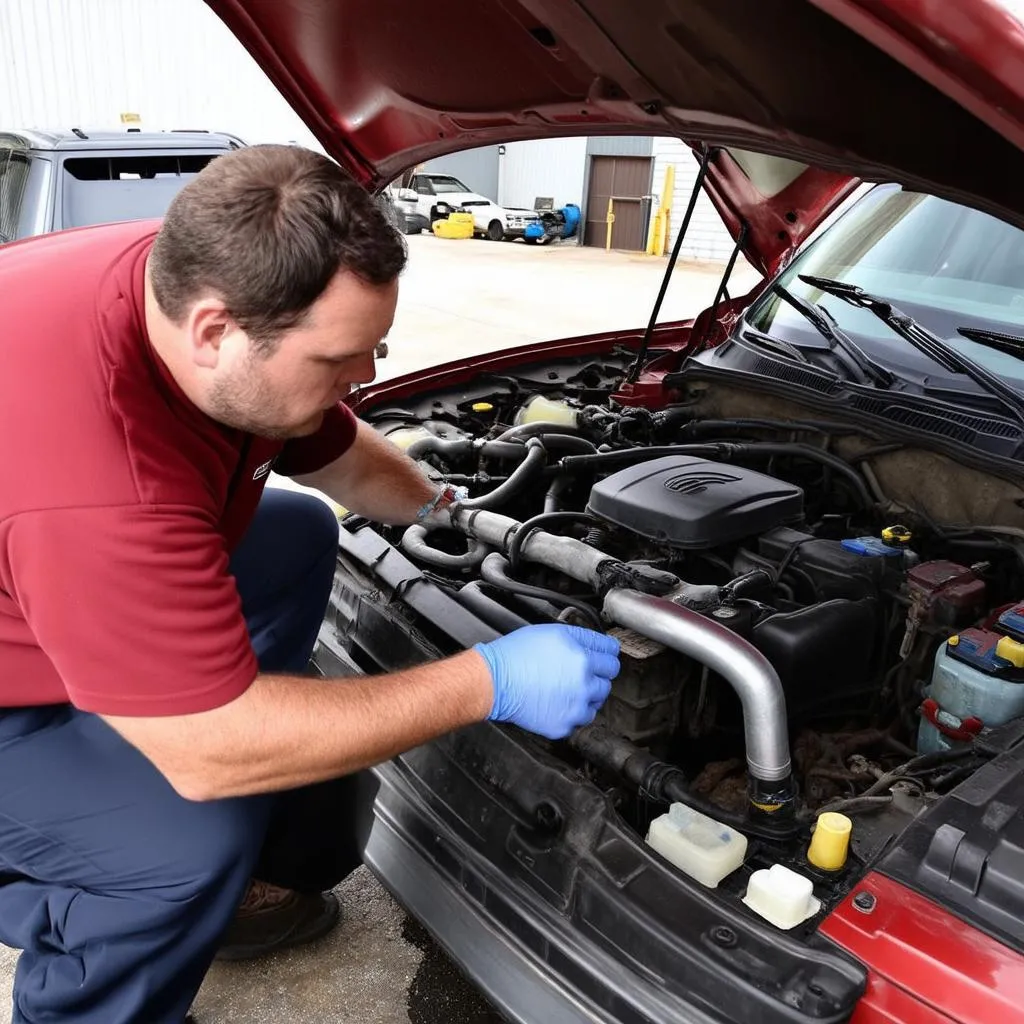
[{"left": 391, "top": 172, "right": 539, "bottom": 241}]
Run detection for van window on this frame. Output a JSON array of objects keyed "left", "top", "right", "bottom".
[
  {"left": 61, "top": 153, "right": 218, "bottom": 228},
  {"left": 0, "top": 148, "right": 31, "bottom": 243}
]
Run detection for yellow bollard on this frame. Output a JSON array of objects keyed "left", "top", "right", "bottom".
[
  {"left": 605, "top": 197, "right": 616, "bottom": 251},
  {"left": 646, "top": 164, "right": 676, "bottom": 256}
]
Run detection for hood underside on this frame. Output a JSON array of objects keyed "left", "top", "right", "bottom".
[{"left": 208, "top": 0, "right": 1024, "bottom": 268}]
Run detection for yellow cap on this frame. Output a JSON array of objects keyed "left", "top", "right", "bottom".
[
  {"left": 882, "top": 524, "right": 912, "bottom": 544},
  {"left": 997, "top": 635, "right": 1024, "bottom": 668},
  {"left": 807, "top": 812, "right": 852, "bottom": 871},
  {"left": 471, "top": 402, "right": 494, "bottom": 413},
  {"left": 948, "top": 634, "right": 960, "bottom": 647}
]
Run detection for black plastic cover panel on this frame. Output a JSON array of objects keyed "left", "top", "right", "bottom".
[
  {"left": 586, "top": 456, "right": 804, "bottom": 548},
  {"left": 879, "top": 737, "right": 1024, "bottom": 955}
]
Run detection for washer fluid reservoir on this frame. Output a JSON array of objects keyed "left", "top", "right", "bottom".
[
  {"left": 918, "top": 601, "right": 1024, "bottom": 754},
  {"left": 646, "top": 803, "right": 747, "bottom": 888}
]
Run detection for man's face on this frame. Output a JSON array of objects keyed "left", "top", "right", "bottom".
[{"left": 208, "top": 270, "right": 397, "bottom": 439}]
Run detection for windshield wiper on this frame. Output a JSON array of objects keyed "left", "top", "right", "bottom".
[
  {"left": 957, "top": 327, "right": 1024, "bottom": 361},
  {"left": 770, "top": 283, "right": 896, "bottom": 388},
  {"left": 799, "top": 274, "right": 1024, "bottom": 424}
]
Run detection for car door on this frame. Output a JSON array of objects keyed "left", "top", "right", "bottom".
[{"left": 410, "top": 174, "right": 435, "bottom": 221}]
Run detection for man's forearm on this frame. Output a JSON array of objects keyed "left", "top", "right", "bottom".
[
  {"left": 292, "top": 420, "right": 437, "bottom": 525},
  {"left": 102, "top": 650, "right": 494, "bottom": 800}
]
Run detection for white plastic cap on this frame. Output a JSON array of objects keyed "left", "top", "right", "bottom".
[{"left": 742, "top": 864, "right": 822, "bottom": 930}]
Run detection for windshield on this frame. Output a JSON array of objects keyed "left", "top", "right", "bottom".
[
  {"left": 746, "top": 185, "right": 1024, "bottom": 385},
  {"left": 429, "top": 176, "right": 472, "bottom": 194}
]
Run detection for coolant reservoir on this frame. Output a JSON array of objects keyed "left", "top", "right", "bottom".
[
  {"left": 513, "top": 394, "right": 578, "bottom": 428},
  {"left": 384, "top": 425, "right": 435, "bottom": 450},
  {"left": 645, "top": 803, "right": 748, "bottom": 888}
]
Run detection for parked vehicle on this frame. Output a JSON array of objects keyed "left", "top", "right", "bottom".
[
  {"left": 207, "top": 2, "right": 1024, "bottom": 1022},
  {"left": 391, "top": 172, "right": 540, "bottom": 240},
  {"left": 0, "top": 129, "right": 241, "bottom": 243}
]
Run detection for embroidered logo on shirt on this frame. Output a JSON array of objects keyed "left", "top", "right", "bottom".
[{"left": 252, "top": 459, "right": 274, "bottom": 481}]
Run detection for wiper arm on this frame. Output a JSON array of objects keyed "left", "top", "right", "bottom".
[
  {"left": 770, "top": 283, "right": 896, "bottom": 387},
  {"left": 957, "top": 326, "right": 1024, "bottom": 361},
  {"left": 799, "top": 274, "right": 1024, "bottom": 424}
]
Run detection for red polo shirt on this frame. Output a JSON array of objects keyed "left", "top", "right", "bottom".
[{"left": 0, "top": 221, "right": 357, "bottom": 715}]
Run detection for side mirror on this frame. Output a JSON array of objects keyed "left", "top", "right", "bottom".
[{"left": 398, "top": 188, "right": 419, "bottom": 201}]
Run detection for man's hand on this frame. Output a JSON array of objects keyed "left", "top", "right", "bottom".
[{"left": 474, "top": 624, "right": 620, "bottom": 739}]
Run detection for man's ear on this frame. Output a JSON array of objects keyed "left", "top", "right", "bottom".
[{"left": 185, "top": 298, "right": 234, "bottom": 369}]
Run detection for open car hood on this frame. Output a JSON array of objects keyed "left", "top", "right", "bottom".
[{"left": 207, "top": 0, "right": 1024, "bottom": 274}]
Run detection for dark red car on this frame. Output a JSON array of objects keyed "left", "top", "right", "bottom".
[{"left": 209, "top": 2, "right": 1024, "bottom": 1021}]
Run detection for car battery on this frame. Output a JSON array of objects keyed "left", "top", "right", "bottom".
[
  {"left": 899, "top": 561, "right": 987, "bottom": 657},
  {"left": 757, "top": 527, "right": 905, "bottom": 602}
]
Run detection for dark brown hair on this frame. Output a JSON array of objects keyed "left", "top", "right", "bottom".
[{"left": 149, "top": 144, "right": 406, "bottom": 351}]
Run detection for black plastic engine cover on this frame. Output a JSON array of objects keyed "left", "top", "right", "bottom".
[{"left": 586, "top": 456, "right": 803, "bottom": 548}]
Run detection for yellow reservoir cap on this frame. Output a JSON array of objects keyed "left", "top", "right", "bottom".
[
  {"left": 807, "top": 812, "right": 852, "bottom": 871},
  {"left": 882, "top": 524, "right": 912, "bottom": 545},
  {"left": 471, "top": 402, "right": 494, "bottom": 413},
  {"left": 997, "top": 635, "right": 1024, "bottom": 668}
]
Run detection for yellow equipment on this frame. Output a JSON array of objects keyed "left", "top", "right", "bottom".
[{"left": 432, "top": 212, "right": 474, "bottom": 239}]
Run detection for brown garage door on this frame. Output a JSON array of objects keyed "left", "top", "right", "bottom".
[{"left": 584, "top": 156, "right": 652, "bottom": 250}]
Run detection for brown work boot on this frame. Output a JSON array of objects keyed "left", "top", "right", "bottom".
[{"left": 215, "top": 879, "right": 341, "bottom": 961}]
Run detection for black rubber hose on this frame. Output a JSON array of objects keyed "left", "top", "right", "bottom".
[
  {"left": 569, "top": 725, "right": 800, "bottom": 840},
  {"left": 671, "top": 416, "right": 872, "bottom": 438},
  {"left": 400, "top": 524, "right": 490, "bottom": 570},
  {"left": 560, "top": 442, "right": 874, "bottom": 510},
  {"left": 479, "top": 440, "right": 532, "bottom": 461},
  {"left": 497, "top": 420, "right": 579, "bottom": 441},
  {"left": 480, "top": 553, "right": 602, "bottom": 630},
  {"left": 459, "top": 439, "right": 548, "bottom": 510},
  {"left": 508, "top": 511, "right": 600, "bottom": 574},
  {"left": 543, "top": 474, "right": 573, "bottom": 513},
  {"left": 481, "top": 435, "right": 595, "bottom": 458},
  {"left": 404, "top": 436, "right": 474, "bottom": 463},
  {"left": 452, "top": 582, "right": 530, "bottom": 634}
]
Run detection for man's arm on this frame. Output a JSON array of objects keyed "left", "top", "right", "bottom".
[
  {"left": 102, "top": 650, "right": 493, "bottom": 800},
  {"left": 291, "top": 420, "right": 437, "bottom": 525},
  {"left": 102, "top": 625, "right": 620, "bottom": 801}
]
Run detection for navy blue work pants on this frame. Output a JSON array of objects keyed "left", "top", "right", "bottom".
[{"left": 0, "top": 490, "right": 359, "bottom": 1023}]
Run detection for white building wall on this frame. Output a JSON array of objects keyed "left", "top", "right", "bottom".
[
  {"left": 498, "top": 137, "right": 587, "bottom": 210},
  {"left": 650, "top": 137, "right": 734, "bottom": 261},
  {"left": 0, "top": 0, "right": 318, "bottom": 148}
]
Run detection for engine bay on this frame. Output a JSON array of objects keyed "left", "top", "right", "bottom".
[{"left": 334, "top": 351, "right": 1024, "bottom": 942}]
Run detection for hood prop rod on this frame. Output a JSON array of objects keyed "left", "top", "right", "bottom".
[
  {"left": 625, "top": 145, "right": 713, "bottom": 383},
  {"left": 697, "top": 220, "right": 748, "bottom": 350}
]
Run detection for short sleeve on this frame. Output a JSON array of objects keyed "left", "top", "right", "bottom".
[
  {"left": 3, "top": 504, "right": 257, "bottom": 716},
  {"left": 274, "top": 403, "right": 359, "bottom": 477}
]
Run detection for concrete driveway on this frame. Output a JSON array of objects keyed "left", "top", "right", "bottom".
[{"left": 0, "top": 233, "right": 756, "bottom": 1023}]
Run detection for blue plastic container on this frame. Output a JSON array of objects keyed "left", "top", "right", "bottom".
[{"left": 918, "top": 628, "right": 1024, "bottom": 753}]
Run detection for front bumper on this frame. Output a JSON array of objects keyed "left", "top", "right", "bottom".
[{"left": 357, "top": 760, "right": 695, "bottom": 1024}]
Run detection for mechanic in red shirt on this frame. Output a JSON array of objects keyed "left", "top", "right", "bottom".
[{"left": 0, "top": 144, "right": 620, "bottom": 1023}]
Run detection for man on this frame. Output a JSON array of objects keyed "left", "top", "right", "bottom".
[{"left": 0, "top": 145, "right": 620, "bottom": 1023}]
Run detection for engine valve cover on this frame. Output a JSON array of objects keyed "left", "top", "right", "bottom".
[{"left": 587, "top": 456, "right": 803, "bottom": 548}]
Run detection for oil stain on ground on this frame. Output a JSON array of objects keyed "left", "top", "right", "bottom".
[{"left": 403, "top": 917, "right": 506, "bottom": 1023}]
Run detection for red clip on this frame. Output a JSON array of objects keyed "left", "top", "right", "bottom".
[{"left": 921, "top": 698, "right": 984, "bottom": 743}]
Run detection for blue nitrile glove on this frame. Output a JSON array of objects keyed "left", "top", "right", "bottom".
[{"left": 474, "top": 624, "right": 620, "bottom": 739}]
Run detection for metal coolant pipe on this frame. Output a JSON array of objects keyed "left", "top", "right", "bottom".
[
  {"left": 602, "top": 588, "right": 795, "bottom": 822},
  {"left": 449, "top": 509, "right": 795, "bottom": 822}
]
